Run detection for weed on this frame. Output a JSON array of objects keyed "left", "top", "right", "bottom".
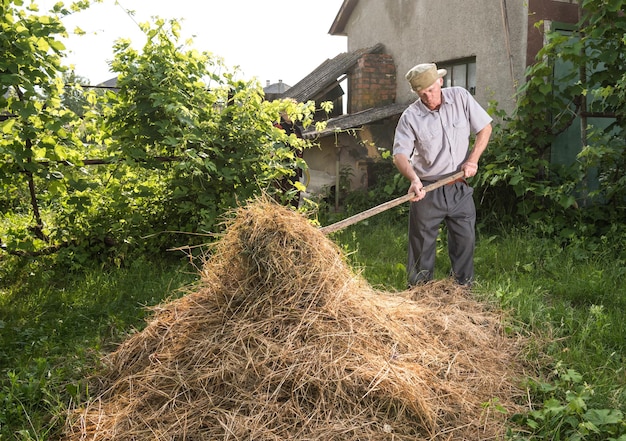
[{"left": 508, "top": 362, "right": 626, "bottom": 440}]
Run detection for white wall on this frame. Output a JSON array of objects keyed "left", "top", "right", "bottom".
[{"left": 341, "top": 0, "right": 529, "bottom": 116}]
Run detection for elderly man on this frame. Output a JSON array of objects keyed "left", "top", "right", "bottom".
[{"left": 393, "top": 63, "right": 492, "bottom": 287}]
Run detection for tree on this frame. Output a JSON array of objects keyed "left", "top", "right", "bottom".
[
  {"left": 1, "top": 0, "right": 95, "bottom": 254},
  {"left": 1, "top": 0, "right": 319, "bottom": 263},
  {"left": 98, "top": 17, "right": 315, "bottom": 256},
  {"left": 61, "top": 70, "right": 91, "bottom": 116}
]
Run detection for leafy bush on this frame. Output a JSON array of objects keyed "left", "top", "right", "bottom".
[
  {"left": 509, "top": 364, "right": 626, "bottom": 441},
  {"left": 1, "top": 2, "right": 318, "bottom": 265},
  {"left": 473, "top": 1, "right": 626, "bottom": 241},
  {"left": 342, "top": 155, "right": 409, "bottom": 217}
]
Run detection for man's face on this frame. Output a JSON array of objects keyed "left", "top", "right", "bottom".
[{"left": 416, "top": 78, "right": 443, "bottom": 111}]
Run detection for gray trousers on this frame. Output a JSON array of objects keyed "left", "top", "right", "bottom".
[{"left": 407, "top": 181, "right": 475, "bottom": 286}]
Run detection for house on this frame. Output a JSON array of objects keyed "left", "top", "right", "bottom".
[
  {"left": 277, "top": 0, "right": 580, "bottom": 205},
  {"left": 263, "top": 80, "right": 291, "bottom": 102}
]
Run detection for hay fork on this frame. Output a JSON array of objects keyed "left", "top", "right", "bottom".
[{"left": 319, "top": 171, "right": 465, "bottom": 234}]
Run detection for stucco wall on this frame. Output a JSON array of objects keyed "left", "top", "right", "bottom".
[
  {"left": 340, "top": 0, "right": 529, "bottom": 116},
  {"left": 303, "top": 125, "right": 395, "bottom": 199}
]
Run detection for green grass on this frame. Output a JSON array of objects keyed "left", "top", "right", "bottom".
[
  {"left": 0, "top": 254, "right": 198, "bottom": 440},
  {"left": 1, "top": 209, "right": 625, "bottom": 439},
  {"left": 474, "top": 231, "right": 626, "bottom": 414},
  {"left": 337, "top": 212, "right": 626, "bottom": 439}
]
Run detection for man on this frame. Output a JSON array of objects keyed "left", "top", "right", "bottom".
[{"left": 392, "top": 63, "right": 492, "bottom": 287}]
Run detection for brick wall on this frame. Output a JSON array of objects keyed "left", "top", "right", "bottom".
[
  {"left": 527, "top": 0, "right": 579, "bottom": 66},
  {"left": 348, "top": 53, "right": 396, "bottom": 113}
]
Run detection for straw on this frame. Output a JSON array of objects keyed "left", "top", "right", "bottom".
[{"left": 64, "top": 196, "right": 529, "bottom": 440}]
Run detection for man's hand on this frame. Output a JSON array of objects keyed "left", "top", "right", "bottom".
[
  {"left": 409, "top": 178, "right": 426, "bottom": 201},
  {"left": 462, "top": 123, "right": 491, "bottom": 178},
  {"left": 462, "top": 161, "right": 478, "bottom": 178}
]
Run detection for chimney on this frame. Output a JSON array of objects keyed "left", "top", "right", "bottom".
[{"left": 348, "top": 53, "right": 396, "bottom": 114}]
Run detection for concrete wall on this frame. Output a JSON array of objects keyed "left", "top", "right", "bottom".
[
  {"left": 303, "top": 124, "right": 396, "bottom": 202},
  {"left": 341, "top": 0, "right": 530, "bottom": 116},
  {"left": 305, "top": 0, "right": 582, "bottom": 199}
]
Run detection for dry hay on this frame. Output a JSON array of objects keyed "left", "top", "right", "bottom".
[{"left": 65, "top": 197, "right": 529, "bottom": 441}]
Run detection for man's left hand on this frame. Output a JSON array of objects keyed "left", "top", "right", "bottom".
[{"left": 462, "top": 161, "right": 478, "bottom": 178}]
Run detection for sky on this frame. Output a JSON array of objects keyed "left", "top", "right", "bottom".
[{"left": 38, "top": 0, "right": 347, "bottom": 86}]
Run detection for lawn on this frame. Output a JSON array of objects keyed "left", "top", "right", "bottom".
[{"left": 1, "top": 207, "right": 625, "bottom": 439}]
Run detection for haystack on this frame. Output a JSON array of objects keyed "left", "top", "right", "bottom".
[{"left": 65, "top": 197, "right": 528, "bottom": 440}]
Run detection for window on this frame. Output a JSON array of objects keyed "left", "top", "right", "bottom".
[{"left": 439, "top": 58, "right": 477, "bottom": 95}]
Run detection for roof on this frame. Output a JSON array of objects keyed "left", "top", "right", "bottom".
[
  {"left": 277, "top": 43, "right": 385, "bottom": 103},
  {"left": 97, "top": 77, "right": 119, "bottom": 89},
  {"left": 303, "top": 102, "right": 409, "bottom": 139},
  {"left": 264, "top": 81, "right": 291, "bottom": 95},
  {"left": 329, "top": 0, "right": 359, "bottom": 36}
]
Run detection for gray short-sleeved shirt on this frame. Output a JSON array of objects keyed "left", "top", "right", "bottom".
[{"left": 393, "top": 86, "right": 492, "bottom": 181}]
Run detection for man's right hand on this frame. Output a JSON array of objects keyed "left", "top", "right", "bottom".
[
  {"left": 409, "top": 178, "right": 426, "bottom": 202},
  {"left": 392, "top": 154, "right": 426, "bottom": 201}
]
